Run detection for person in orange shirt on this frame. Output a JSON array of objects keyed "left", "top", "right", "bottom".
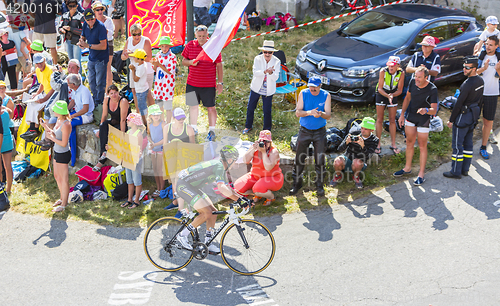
[{"left": 234, "top": 130, "right": 284, "bottom": 206}]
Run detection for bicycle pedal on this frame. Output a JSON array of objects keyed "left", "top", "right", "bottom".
[{"left": 208, "top": 251, "right": 220, "bottom": 255}]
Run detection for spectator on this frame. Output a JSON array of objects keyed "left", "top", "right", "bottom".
[
  {"left": 0, "top": 29, "right": 19, "bottom": 89},
  {"left": 182, "top": 25, "right": 224, "bottom": 141},
  {"left": 59, "top": 0, "right": 85, "bottom": 63},
  {"left": 289, "top": 77, "right": 331, "bottom": 196},
  {"left": 193, "top": 0, "right": 212, "bottom": 28},
  {"left": 81, "top": 0, "right": 93, "bottom": 10},
  {"left": 32, "top": 0, "right": 60, "bottom": 65},
  {"left": 330, "top": 117, "right": 378, "bottom": 189},
  {"left": 406, "top": 36, "right": 441, "bottom": 83},
  {"left": 41, "top": 101, "right": 72, "bottom": 212},
  {"left": 234, "top": 130, "right": 283, "bottom": 206},
  {"left": 473, "top": 16, "right": 500, "bottom": 57},
  {"left": 62, "top": 0, "right": 84, "bottom": 13},
  {"left": 20, "top": 54, "right": 54, "bottom": 142},
  {"left": 162, "top": 107, "right": 196, "bottom": 217},
  {"left": 34, "top": 59, "right": 82, "bottom": 151},
  {"left": 152, "top": 36, "right": 176, "bottom": 123},
  {"left": 0, "top": 80, "right": 13, "bottom": 194},
  {"left": 30, "top": 40, "right": 53, "bottom": 65},
  {"left": 443, "top": 57, "right": 483, "bottom": 179},
  {"left": 128, "top": 48, "right": 149, "bottom": 125},
  {"left": 242, "top": 40, "right": 281, "bottom": 134},
  {"left": 6, "top": 16, "right": 30, "bottom": 86},
  {"left": 375, "top": 56, "right": 404, "bottom": 154},
  {"left": 93, "top": 84, "right": 129, "bottom": 171},
  {"left": 111, "top": 0, "right": 125, "bottom": 39},
  {"left": 66, "top": 73, "right": 95, "bottom": 166},
  {"left": 121, "top": 113, "right": 145, "bottom": 209},
  {"left": 147, "top": 104, "right": 166, "bottom": 197},
  {"left": 78, "top": 8, "right": 109, "bottom": 105},
  {"left": 93, "top": 1, "right": 115, "bottom": 90},
  {"left": 394, "top": 66, "right": 438, "bottom": 186},
  {"left": 476, "top": 35, "right": 500, "bottom": 159},
  {"left": 121, "top": 23, "right": 154, "bottom": 109}
]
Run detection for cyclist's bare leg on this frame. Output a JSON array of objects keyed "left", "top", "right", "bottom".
[{"left": 191, "top": 198, "right": 217, "bottom": 230}]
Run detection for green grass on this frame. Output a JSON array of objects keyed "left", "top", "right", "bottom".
[{"left": 9, "top": 18, "right": 467, "bottom": 225}]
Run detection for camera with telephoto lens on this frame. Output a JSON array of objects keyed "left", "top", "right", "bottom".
[
  {"left": 259, "top": 141, "right": 265, "bottom": 147},
  {"left": 350, "top": 135, "right": 360, "bottom": 142}
]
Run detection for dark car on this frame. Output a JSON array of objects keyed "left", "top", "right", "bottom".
[{"left": 294, "top": 3, "right": 483, "bottom": 103}]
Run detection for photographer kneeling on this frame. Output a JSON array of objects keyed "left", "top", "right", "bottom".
[
  {"left": 329, "top": 117, "right": 378, "bottom": 189},
  {"left": 234, "top": 130, "right": 283, "bottom": 206}
]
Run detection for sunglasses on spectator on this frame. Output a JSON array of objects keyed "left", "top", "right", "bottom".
[
  {"left": 94, "top": 8, "right": 104, "bottom": 12},
  {"left": 263, "top": 51, "right": 273, "bottom": 54},
  {"left": 132, "top": 33, "right": 141, "bottom": 36},
  {"left": 463, "top": 65, "right": 473, "bottom": 70},
  {"left": 68, "top": 4, "right": 77, "bottom": 8}
]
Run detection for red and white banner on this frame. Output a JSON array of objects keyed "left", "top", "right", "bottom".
[
  {"left": 195, "top": 0, "right": 249, "bottom": 62},
  {"left": 126, "top": 0, "right": 186, "bottom": 48}
]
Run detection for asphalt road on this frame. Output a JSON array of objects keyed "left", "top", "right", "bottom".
[{"left": 1, "top": 132, "right": 500, "bottom": 305}]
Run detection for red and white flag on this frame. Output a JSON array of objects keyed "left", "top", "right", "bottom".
[{"left": 195, "top": 0, "right": 249, "bottom": 63}]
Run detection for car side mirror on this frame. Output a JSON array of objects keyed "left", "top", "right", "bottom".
[
  {"left": 340, "top": 22, "right": 348, "bottom": 29},
  {"left": 409, "top": 43, "right": 421, "bottom": 53}
]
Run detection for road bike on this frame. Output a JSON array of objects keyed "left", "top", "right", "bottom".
[
  {"left": 144, "top": 201, "right": 276, "bottom": 275},
  {"left": 317, "top": 0, "right": 387, "bottom": 17}
]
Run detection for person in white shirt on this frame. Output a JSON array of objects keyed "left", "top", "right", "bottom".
[
  {"left": 242, "top": 40, "right": 281, "bottom": 134},
  {"left": 476, "top": 35, "right": 500, "bottom": 160},
  {"left": 128, "top": 48, "right": 149, "bottom": 125},
  {"left": 67, "top": 73, "right": 95, "bottom": 166}
]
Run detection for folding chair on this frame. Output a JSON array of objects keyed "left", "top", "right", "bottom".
[{"left": 275, "top": 64, "right": 301, "bottom": 103}]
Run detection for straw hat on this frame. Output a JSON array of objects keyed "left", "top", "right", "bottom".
[{"left": 258, "top": 40, "right": 278, "bottom": 52}]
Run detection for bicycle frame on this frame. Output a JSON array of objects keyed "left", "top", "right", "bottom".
[
  {"left": 166, "top": 203, "right": 250, "bottom": 252},
  {"left": 330, "top": 0, "right": 372, "bottom": 11}
]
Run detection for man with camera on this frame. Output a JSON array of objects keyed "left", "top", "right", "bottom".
[
  {"left": 289, "top": 77, "right": 331, "bottom": 196},
  {"left": 443, "top": 57, "right": 483, "bottom": 179},
  {"left": 330, "top": 117, "right": 378, "bottom": 189}
]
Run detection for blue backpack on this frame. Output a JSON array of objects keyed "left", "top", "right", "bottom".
[{"left": 209, "top": 3, "right": 224, "bottom": 23}]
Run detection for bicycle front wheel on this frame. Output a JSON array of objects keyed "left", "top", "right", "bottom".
[
  {"left": 220, "top": 219, "right": 276, "bottom": 275},
  {"left": 144, "top": 217, "right": 194, "bottom": 272}
]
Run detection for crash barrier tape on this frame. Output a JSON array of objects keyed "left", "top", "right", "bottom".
[{"left": 231, "top": 0, "right": 457, "bottom": 42}]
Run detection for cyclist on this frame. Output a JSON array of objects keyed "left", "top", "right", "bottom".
[{"left": 175, "top": 145, "right": 250, "bottom": 253}]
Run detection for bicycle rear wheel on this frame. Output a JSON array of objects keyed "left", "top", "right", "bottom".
[
  {"left": 319, "top": 0, "right": 344, "bottom": 17},
  {"left": 220, "top": 219, "right": 275, "bottom": 275},
  {"left": 144, "top": 217, "right": 194, "bottom": 272}
]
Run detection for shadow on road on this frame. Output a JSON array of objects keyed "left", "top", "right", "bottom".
[
  {"left": 298, "top": 194, "right": 341, "bottom": 242},
  {"left": 143, "top": 263, "right": 278, "bottom": 305},
  {"left": 32, "top": 214, "right": 69, "bottom": 248},
  {"left": 96, "top": 225, "right": 143, "bottom": 240}
]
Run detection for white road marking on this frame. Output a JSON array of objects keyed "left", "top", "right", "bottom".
[
  {"left": 108, "top": 271, "right": 157, "bottom": 305},
  {"left": 236, "top": 283, "right": 278, "bottom": 305}
]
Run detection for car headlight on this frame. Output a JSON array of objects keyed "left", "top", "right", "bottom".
[
  {"left": 297, "top": 49, "right": 307, "bottom": 62},
  {"left": 342, "top": 66, "right": 380, "bottom": 78}
]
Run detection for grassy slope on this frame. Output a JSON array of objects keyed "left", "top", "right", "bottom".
[{"left": 9, "top": 18, "right": 472, "bottom": 226}]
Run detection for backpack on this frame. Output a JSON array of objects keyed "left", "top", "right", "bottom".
[
  {"left": 119, "top": 85, "right": 134, "bottom": 102},
  {"left": 247, "top": 16, "right": 262, "bottom": 31},
  {"left": 209, "top": 3, "right": 224, "bottom": 23},
  {"left": 342, "top": 118, "right": 363, "bottom": 138},
  {"left": 111, "top": 182, "right": 128, "bottom": 200},
  {"left": 0, "top": 183, "right": 9, "bottom": 213}
]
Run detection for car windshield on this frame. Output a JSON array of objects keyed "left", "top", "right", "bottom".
[{"left": 342, "top": 11, "right": 422, "bottom": 49}]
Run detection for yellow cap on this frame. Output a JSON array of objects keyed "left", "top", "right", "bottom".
[{"left": 129, "top": 48, "right": 147, "bottom": 60}]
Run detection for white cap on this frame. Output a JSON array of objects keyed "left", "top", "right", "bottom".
[
  {"left": 173, "top": 108, "right": 186, "bottom": 120},
  {"left": 486, "top": 16, "right": 499, "bottom": 25}
]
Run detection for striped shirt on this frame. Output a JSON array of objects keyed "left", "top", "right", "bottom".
[{"left": 181, "top": 39, "right": 222, "bottom": 88}]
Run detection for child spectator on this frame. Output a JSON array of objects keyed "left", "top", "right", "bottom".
[
  {"left": 162, "top": 108, "right": 196, "bottom": 217},
  {"left": 152, "top": 36, "right": 176, "bottom": 123},
  {"left": 128, "top": 48, "right": 149, "bottom": 125},
  {"left": 147, "top": 104, "right": 166, "bottom": 198},
  {"left": 474, "top": 16, "right": 500, "bottom": 62},
  {"left": 121, "top": 112, "right": 145, "bottom": 209}
]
